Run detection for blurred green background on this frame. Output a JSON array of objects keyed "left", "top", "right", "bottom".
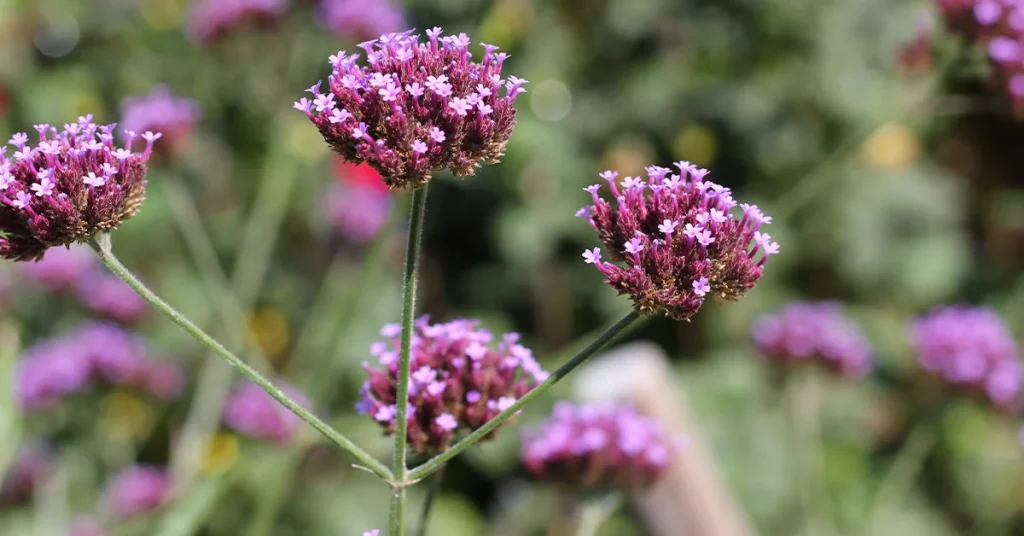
[{"left": 1, "top": 0, "right": 1024, "bottom": 534}]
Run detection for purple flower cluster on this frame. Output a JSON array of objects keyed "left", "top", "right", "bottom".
[
  {"left": 578, "top": 162, "right": 779, "bottom": 321},
  {"left": 0, "top": 116, "right": 158, "bottom": 261},
  {"left": 120, "top": 86, "right": 200, "bottom": 160},
  {"left": 521, "top": 402, "right": 675, "bottom": 490},
  {"left": 325, "top": 181, "right": 393, "bottom": 244},
  {"left": 21, "top": 244, "right": 95, "bottom": 290},
  {"left": 320, "top": 0, "right": 406, "bottom": 41},
  {"left": 359, "top": 317, "right": 548, "bottom": 454},
  {"left": 910, "top": 305, "right": 1022, "bottom": 412},
  {"left": 0, "top": 442, "right": 53, "bottom": 504},
  {"left": 938, "top": 0, "right": 1024, "bottom": 112},
  {"left": 16, "top": 322, "right": 184, "bottom": 410},
  {"left": 223, "top": 380, "right": 311, "bottom": 445},
  {"left": 187, "top": 0, "right": 288, "bottom": 45},
  {"left": 103, "top": 465, "right": 171, "bottom": 518},
  {"left": 297, "top": 28, "right": 527, "bottom": 189},
  {"left": 751, "top": 301, "right": 872, "bottom": 378}
]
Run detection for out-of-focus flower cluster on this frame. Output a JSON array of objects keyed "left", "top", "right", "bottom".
[
  {"left": 187, "top": 0, "right": 288, "bottom": 45},
  {"left": 0, "top": 116, "right": 158, "bottom": 261},
  {"left": 223, "top": 380, "right": 311, "bottom": 445},
  {"left": 359, "top": 317, "right": 547, "bottom": 454},
  {"left": 16, "top": 322, "right": 184, "bottom": 410},
  {"left": 320, "top": 0, "right": 406, "bottom": 41},
  {"left": 22, "top": 245, "right": 148, "bottom": 323},
  {"left": 579, "top": 162, "right": 779, "bottom": 321},
  {"left": 0, "top": 443, "right": 53, "bottom": 505},
  {"left": 297, "top": 28, "right": 527, "bottom": 189},
  {"left": 521, "top": 402, "right": 675, "bottom": 490},
  {"left": 910, "top": 305, "right": 1022, "bottom": 412},
  {"left": 120, "top": 86, "right": 201, "bottom": 161},
  {"left": 751, "top": 301, "right": 873, "bottom": 378},
  {"left": 326, "top": 160, "right": 392, "bottom": 244},
  {"left": 103, "top": 465, "right": 171, "bottom": 518}
]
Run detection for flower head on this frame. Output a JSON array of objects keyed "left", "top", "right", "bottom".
[
  {"left": 186, "top": 0, "right": 287, "bottom": 45},
  {"left": 104, "top": 465, "right": 171, "bottom": 518},
  {"left": 300, "top": 28, "right": 525, "bottom": 189},
  {"left": 578, "top": 162, "right": 778, "bottom": 321},
  {"left": 360, "top": 316, "right": 547, "bottom": 454},
  {"left": 320, "top": 0, "right": 406, "bottom": 41},
  {"left": 75, "top": 271, "right": 150, "bottom": 323},
  {"left": 223, "top": 380, "right": 311, "bottom": 445},
  {"left": 0, "top": 117, "right": 156, "bottom": 261},
  {"left": 751, "top": 301, "right": 872, "bottom": 378},
  {"left": 910, "top": 305, "right": 1022, "bottom": 412},
  {"left": 119, "top": 86, "right": 201, "bottom": 160},
  {"left": 521, "top": 402, "right": 676, "bottom": 490}
]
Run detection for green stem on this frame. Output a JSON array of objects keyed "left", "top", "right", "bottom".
[
  {"left": 91, "top": 232, "right": 392, "bottom": 481},
  {"left": 415, "top": 464, "right": 445, "bottom": 536},
  {"left": 863, "top": 421, "right": 937, "bottom": 535},
  {"left": 785, "top": 371, "right": 835, "bottom": 536},
  {"left": 390, "top": 185, "right": 430, "bottom": 536},
  {"left": 407, "top": 310, "right": 641, "bottom": 483}
]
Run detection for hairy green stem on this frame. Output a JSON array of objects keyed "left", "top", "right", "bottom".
[
  {"left": 407, "top": 310, "right": 641, "bottom": 482},
  {"left": 91, "top": 232, "right": 392, "bottom": 481},
  {"left": 390, "top": 185, "right": 430, "bottom": 536},
  {"left": 415, "top": 464, "right": 445, "bottom": 536}
]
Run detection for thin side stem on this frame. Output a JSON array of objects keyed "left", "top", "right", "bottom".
[
  {"left": 407, "top": 310, "right": 642, "bottom": 482},
  {"left": 785, "top": 371, "right": 836, "bottom": 536},
  {"left": 863, "top": 422, "right": 937, "bottom": 535},
  {"left": 91, "top": 233, "right": 392, "bottom": 481},
  {"left": 415, "top": 464, "right": 445, "bottom": 536},
  {"left": 390, "top": 185, "right": 431, "bottom": 536}
]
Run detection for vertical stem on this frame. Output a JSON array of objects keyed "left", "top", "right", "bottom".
[
  {"left": 390, "top": 185, "right": 431, "bottom": 536},
  {"left": 785, "top": 371, "right": 835, "bottom": 536},
  {"left": 863, "top": 421, "right": 937, "bottom": 535},
  {"left": 415, "top": 464, "right": 445, "bottom": 536}
]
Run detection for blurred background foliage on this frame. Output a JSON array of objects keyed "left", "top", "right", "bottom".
[{"left": 1, "top": 0, "right": 1024, "bottom": 534}]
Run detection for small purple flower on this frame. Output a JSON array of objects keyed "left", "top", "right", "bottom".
[
  {"left": 223, "top": 380, "right": 311, "bottom": 445},
  {"left": 16, "top": 338, "right": 92, "bottom": 410},
  {"left": 21, "top": 244, "right": 95, "bottom": 290},
  {"left": 186, "top": 0, "right": 287, "bottom": 45},
  {"left": 75, "top": 322, "right": 147, "bottom": 385},
  {"left": 435, "top": 413, "right": 458, "bottom": 431},
  {"left": 579, "top": 162, "right": 777, "bottom": 320},
  {"left": 119, "top": 86, "right": 200, "bottom": 160},
  {"left": 104, "top": 465, "right": 171, "bottom": 518},
  {"left": 752, "top": 301, "right": 873, "bottom": 378},
  {"left": 521, "top": 402, "right": 676, "bottom": 490},
  {"left": 582, "top": 248, "right": 602, "bottom": 265},
  {"left": 300, "top": 28, "right": 525, "bottom": 190}
]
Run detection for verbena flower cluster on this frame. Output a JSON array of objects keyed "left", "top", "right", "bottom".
[
  {"left": 578, "top": 162, "right": 779, "bottom": 321},
  {"left": 320, "top": 0, "right": 406, "bottom": 40},
  {"left": 187, "top": 0, "right": 288, "bottom": 44},
  {"left": 938, "top": 0, "right": 1024, "bottom": 112},
  {"left": 16, "top": 322, "right": 184, "bottom": 410},
  {"left": 120, "top": 86, "right": 201, "bottom": 160},
  {"left": 0, "top": 116, "right": 158, "bottom": 261},
  {"left": 910, "top": 305, "right": 1023, "bottom": 412},
  {"left": 223, "top": 380, "right": 311, "bottom": 444},
  {"left": 297, "top": 28, "right": 527, "bottom": 189},
  {"left": 103, "top": 465, "right": 171, "bottom": 518},
  {"left": 521, "top": 402, "right": 675, "bottom": 490},
  {"left": 359, "top": 317, "right": 548, "bottom": 454},
  {"left": 751, "top": 301, "right": 873, "bottom": 378}
]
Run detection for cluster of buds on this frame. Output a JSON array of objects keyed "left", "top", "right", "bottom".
[
  {"left": 223, "top": 380, "right": 311, "bottom": 445},
  {"left": 0, "top": 116, "right": 158, "bottom": 261},
  {"left": 297, "top": 28, "right": 527, "bottom": 189},
  {"left": 521, "top": 402, "right": 676, "bottom": 490},
  {"left": 16, "top": 322, "right": 184, "bottom": 410},
  {"left": 325, "top": 160, "right": 392, "bottom": 244},
  {"left": 320, "top": 0, "right": 406, "bottom": 41},
  {"left": 358, "top": 317, "right": 548, "bottom": 454},
  {"left": 751, "top": 301, "right": 873, "bottom": 378},
  {"left": 119, "top": 86, "right": 201, "bottom": 161},
  {"left": 578, "top": 162, "right": 779, "bottom": 321},
  {"left": 186, "top": 0, "right": 287, "bottom": 45},
  {"left": 103, "top": 465, "right": 171, "bottom": 518},
  {"left": 910, "top": 305, "right": 1022, "bottom": 412}
]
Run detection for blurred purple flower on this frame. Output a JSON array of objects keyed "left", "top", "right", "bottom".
[
  {"left": 104, "top": 465, "right": 171, "bottom": 518},
  {"left": 320, "top": 0, "right": 405, "bottom": 41},
  {"left": 521, "top": 402, "right": 676, "bottom": 490},
  {"left": 579, "top": 163, "right": 778, "bottom": 321},
  {"left": 910, "top": 305, "right": 1022, "bottom": 412},
  {"left": 298, "top": 28, "right": 526, "bottom": 189},
  {"left": 325, "top": 181, "right": 392, "bottom": 244},
  {"left": 751, "top": 301, "right": 872, "bottom": 378},
  {"left": 223, "top": 380, "right": 310, "bottom": 445},
  {"left": 74, "top": 322, "right": 147, "bottom": 385},
  {"left": 16, "top": 338, "right": 92, "bottom": 410},
  {"left": 66, "top": 517, "right": 106, "bottom": 536},
  {"left": 21, "top": 245, "right": 95, "bottom": 291},
  {"left": 75, "top": 271, "right": 149, "bottom": 324},
  {"left": 0, "top": 115, "right": 158, "bottom": 261},
  {"left": 0, "top": 442, "right": 53, "bottom": 504},
  {"left": 139, "top": 361, "right": 186, "bottom": 401},
  {"left": 187, "top": 0, "right": 288, "bottom": 45},
  {"left": 360, "top": 317, "right": 547, "bottom": 454},
  {"left": 120, "top": 86, "right": 201, "bottom": 160}
]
